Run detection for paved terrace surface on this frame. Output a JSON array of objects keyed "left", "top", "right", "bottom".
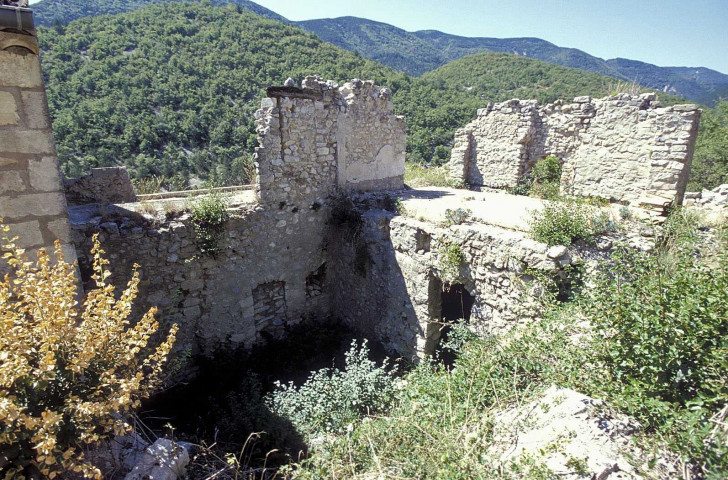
[{"left": 396, "top": 187, "right": 548, "bottom": 232}]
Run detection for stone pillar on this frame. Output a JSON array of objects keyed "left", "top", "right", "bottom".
[{"left": 0, "top": 6, "right": 76, "bottom": 267}]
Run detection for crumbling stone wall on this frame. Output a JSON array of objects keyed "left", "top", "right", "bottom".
[
  {"left": 327, "top": 208, "right": 569, "bottom": 359},
  {"left": 255, "top": 76, "right": 405, "bottom": 206},
  {"left": 451, "top": 94, "right": 701, "bottom": 205},
  {"left": 0, "top": 22, "right": 75, "bottom": 267},
  {"left": 68, "top": 77, "right": 405, "bottom": 358},
  {"left": 335, "top": 81, "right": 406, "bottom": 191},
  {"left": 70, "top": 202, "right": 332, "bottom": 357},
  {"left": 64, "top": 167, "right": 137, "bottom": 204}
]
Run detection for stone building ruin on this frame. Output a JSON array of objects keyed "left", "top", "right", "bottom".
[
  {"left": 450, "top": 95, "right": 701, "bottom": 207},
  {"left": 0, "top": 5, "right": 707, "bottom": 364}
]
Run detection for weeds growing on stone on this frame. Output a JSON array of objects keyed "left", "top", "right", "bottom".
[
  {"left": 286, "top": 208, "right": 727, "bottom": 479},
  {"left": 190, "top": 190, "right": 230, "bottom": 256},
  {"left": 404, "top": 163, "right": 464, "bottom": 189},
  {"left": 441, "top": 207, "right": 472, "bottom": 227}
]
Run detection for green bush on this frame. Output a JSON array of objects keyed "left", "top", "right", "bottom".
[
  {"left": 190, "top": 191, "right": 229, "bottom": 256},
  {"left": 438, "top": 242, "right": 466, "bottom": 283},
  {"left": 531, "top": 155, "right": 562, "bottom": 185},
  {"left": 590, "top": 245, "right": 727, "bottom": 406},
  {"left": 585, "top": 240, "right": 728, "bottom": 474},
  {"left": 442, "top": 207, "right": 472, "bottom": 227},
  {"left": 511, "top": 155, "right": 563, "bottom": 199},
  {"left": 529, "top": 199, "right": 603, "bottom": 246},
  {"left": 267, "top": 340, "right": 398, "bottom": 440},
  {"left": 659, "top": 206, "right": 701, "bottom": 250}
]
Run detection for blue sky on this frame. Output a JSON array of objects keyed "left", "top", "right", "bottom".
[
  {"left": 27, "top": 0, "right": 728, "bottom": 73},
  {"left": 253, "top": 0, "right": 728, "bottom": 74}
]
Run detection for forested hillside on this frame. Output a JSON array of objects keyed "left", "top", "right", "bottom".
[
  {"left": 32, "top": 0, "right": 287, "bottom": 26},
  {"left": 32, "top": 0, "right": 728, "bottom": 105},
  {"left": 38, "top": 2, "right": 401, "bottom": 185},
  {"left": 38, "top": 2, "right": 726, "bottom": 190}
]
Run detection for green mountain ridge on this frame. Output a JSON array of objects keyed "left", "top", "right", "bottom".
[
  {"left": 35, "top": 1, "right": 726, "bottom": 190},
  {"left": 30, "top": 0, "right": 728, "bottom": 105}
]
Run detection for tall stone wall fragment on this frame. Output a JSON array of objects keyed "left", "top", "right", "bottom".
[
  {"left": 451, "top": 93, "right": 701, "bottom": 205},
  {"left": 254, "top": 75, "right": 405, "bottom": 205},
  {"left": 0, "top": 8, "right": 76, "bottom": 269}
]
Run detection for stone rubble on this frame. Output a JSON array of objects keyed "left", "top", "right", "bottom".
[
  {"left": 487, "top": 386, "right": 673, "bottom": 479},
  {"left": 123, "top": 439, "right": 190, "bottom": 480}
]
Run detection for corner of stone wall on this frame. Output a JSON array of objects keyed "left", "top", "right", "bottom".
[
  {"left": 64, "top": 167, "right": 137, "bottom": 205},
  {"left": 0, "top": 12, "right": 77, "bottom": 270}
]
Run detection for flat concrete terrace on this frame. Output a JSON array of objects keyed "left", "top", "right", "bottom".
[{"left": 397, "top": 186, "right": 547, "bottom": 232}]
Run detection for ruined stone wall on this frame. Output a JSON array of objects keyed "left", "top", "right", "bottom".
[
  {"left": 327, "top": 209, "right": 569, "bottom": 360},
  {"left": 255, "top": 76, "right": 406, "bottom": 205},
  {"left": 450, "top": 100, "right": 539, "bottom": 188},
  {"left": 67, "top": 77, "right": 406, "bottom": 358},
  {"left": 0, "top": 24, "right": 75, "bottom": 267},
  {"left": 70, "top": 201, "right": 331, "bottom": 358},
  {"left": 451, "top": 94, "right": 701, "bottom": 205},
  {"left": 64, "top": 167, "right": 137, "bottom": 204}
]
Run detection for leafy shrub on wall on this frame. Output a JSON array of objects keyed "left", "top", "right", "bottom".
[
  {"left": 190, "top": 191, "right": 230, "bottom": 256},
  {"left": 0, "top": 220, "right": 177, "bottom": 479}
]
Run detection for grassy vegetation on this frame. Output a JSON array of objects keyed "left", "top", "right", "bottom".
[
  {"left": 266, "top": 211, "right": 728, "bottom": 479},
  {"left": 403, "top": 163, "right": 462, "bottom": 188},
  {"left": 529, "top": 198, "right": 618, "bottom": 247}
]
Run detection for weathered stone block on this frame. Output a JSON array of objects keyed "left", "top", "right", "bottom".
[
  {"left": 0, "top": 192, "right": 67, "bottom": 218},
  {"left": 5, "top": 219, "right": 43, "bottom": 248},
  {"left": 29, "top": 156, "right": 62, "bottom": 192},
  {"left": 0, "top": 129, "right": 54, "bottom": 154},
  {"left": 20, "top": 90, "right": 50, "bottom": 129},
  {"left": 46, "top": 218, "right": 72, "bottom": 243},
  {"left": 0, "top": 90, "right": 18, "bottom": 125},
  {"left": 0, "top": 51, "right": 43, "bottom": 88},
  {"left": 0, "top": 170, "right": 24, "bottom": 194}
]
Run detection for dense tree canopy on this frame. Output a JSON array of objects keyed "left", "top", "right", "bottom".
[{"left": 38, "top": 2, "right": 726, "bottom": 190}]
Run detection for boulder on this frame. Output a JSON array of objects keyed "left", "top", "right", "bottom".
[{"left": 124, "top": 439, "right": 190, "bottom": 480}]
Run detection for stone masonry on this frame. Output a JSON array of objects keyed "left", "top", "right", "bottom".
[
  {"left": 451, "top": 94, "right": 701, "bottom": 206},
  {"left": 64, "top": 167, "right": 137, "bottom": 204},
  {"left": 0, "top": 9, "right": 76, "bottom": 269},
  {"left": 255, "top": 76, "right": 406, "bottom": 207},
  {"left": 327, "top": 204, "right": 570, "bottom": 358},
  {"left": 68, "top": 76, "right": 406, "bottom": 359}
]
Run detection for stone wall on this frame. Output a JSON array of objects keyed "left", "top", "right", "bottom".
[
  {"left": 327, "top": 207, "right": 569, "bottom": 359},
  {"left": 68, "top": 77, "right": 406, "bottom": 358},
  {"left": 451, "top": 94, "right": 701, "bottom": 206},
  {"left": 0, "top": 20, "right": 75, "bottom": 268},
  {"left": 335, "top": 80, "right": 406, "bottom": 191},
  {"left": 64, "top": 167, "right": 137, "bottom": 204},
  {"left": 255, "top": 76, "right": 405, "bottom": 206},
  {"left": 70, "top": 200, "right": 331, "bottom": 357}
]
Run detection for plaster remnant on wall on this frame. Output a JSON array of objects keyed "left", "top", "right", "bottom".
[
  {"left": 254, "top": 75, "right": 406, "bottom": 206},
  {"left": 450, "top": 93, "right": 701, "bottom": 206}
]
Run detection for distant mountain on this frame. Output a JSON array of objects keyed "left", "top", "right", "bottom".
[
  {"left": 32, "top": 1, "right": 728, "bottom": 104},
  {"left": 296, "top": 16, "right": 728, "bottom": 105},
  {"left": 31, "top": 0, "right": 287, "bottom": 26}
]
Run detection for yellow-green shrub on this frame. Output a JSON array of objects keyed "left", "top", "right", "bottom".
[{"left": 0, "top": 219, "right": 177, "bottom": 479}]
